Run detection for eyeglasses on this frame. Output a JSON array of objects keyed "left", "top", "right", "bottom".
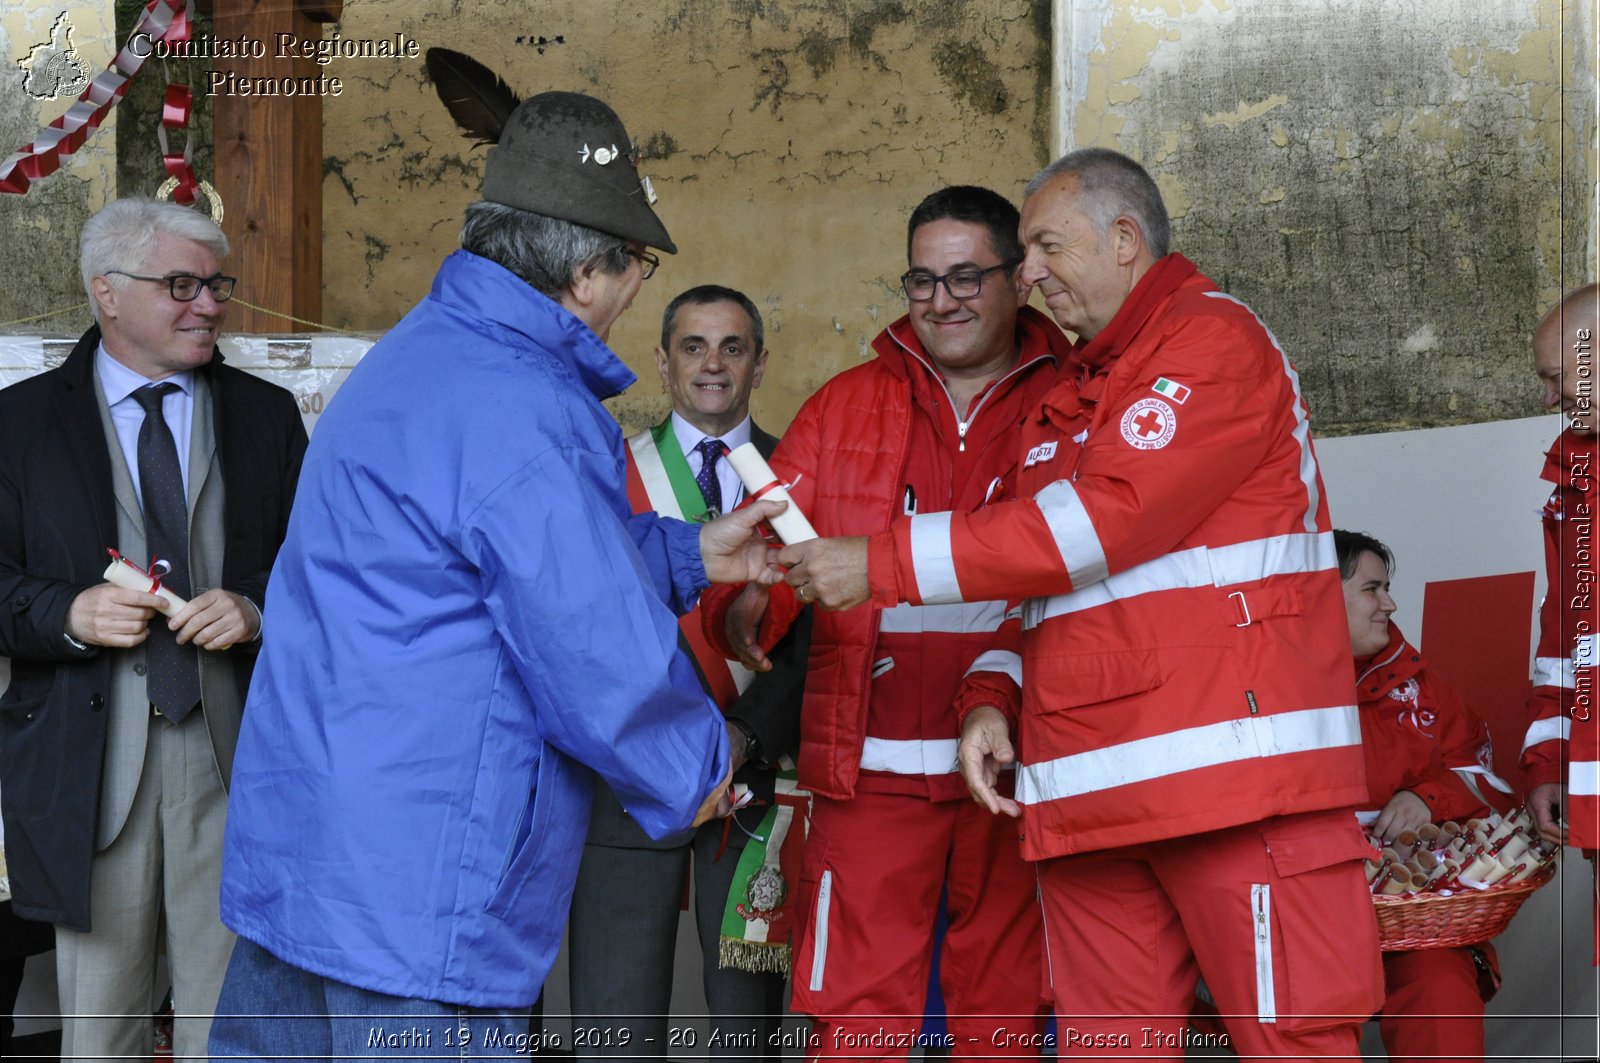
[
  {"left": 106, "top": 270, "right": 237, "bottom": 303},
  {"left": 900, "top": 261, "right": 1019, "bottom": 302},
  {"left": 627, "top": 249, "right": 660, "bottom": 280}
]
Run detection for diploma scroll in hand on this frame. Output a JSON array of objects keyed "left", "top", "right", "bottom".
[
  {"left": 102, "top": 548, "right": 188, "bottom": 617},
  {"left": 724, "top": 443, "right": 818, "bottom": 545}
]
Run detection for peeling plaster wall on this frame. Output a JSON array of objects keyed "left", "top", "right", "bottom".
[
  {"left": 1060, "top": 0, "right": 1595, "bottom": 434},
  {"left": 0, "top": 2, "right": 117, "bottom": 333},
  {"left": 318, "top": 0, "right": 1052, "bottom": 433}
]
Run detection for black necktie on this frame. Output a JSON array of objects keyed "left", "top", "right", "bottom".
[
  {"left": 695, "top": 438, "right": 724, "bottom": 517},
  {"left": 133, "top": 384, "right": 200, "bottom": 722}
]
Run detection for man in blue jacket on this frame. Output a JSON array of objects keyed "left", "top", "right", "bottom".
[{"left": 209, "top": 91, "right": 784, "bottom": 1058}]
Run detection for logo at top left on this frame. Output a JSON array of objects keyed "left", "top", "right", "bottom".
[{"left": 19, "top": 13, "right": 90, "bottom": 101}]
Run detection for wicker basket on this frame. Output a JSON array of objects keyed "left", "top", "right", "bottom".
[{"left": 1373, "top": 862, "right": 1557, "bottom": 951}]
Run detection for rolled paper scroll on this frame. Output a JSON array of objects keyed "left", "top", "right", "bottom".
[
  {"left": 724, "top": 443, "right": 818, "bottom": 545},
  {"left": 1416, "top": 823, "right": 1441, "bottom": 845},
  {"left": 1425, "top": 858, "right": 1460, "bottom": 887},
  {"left": 1459, "top": 852, "right": 1500, "bottom": 884},
  {"left": 1485, "top": 815, "right": 1518, "bottom": 845},
  {"left": 103, "top": 552, "right": 187, "bottom": 617},
  {"left": 1377, "top": 866, "right": 1413, "bottom": 895},
  {"left": 1507, "top": 858, "right": 1545, "bottom": 883},
  {"left": 1496, "top": 832, "right": 1531, "bottom": 863}
]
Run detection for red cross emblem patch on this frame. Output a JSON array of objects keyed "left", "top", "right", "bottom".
[{"left": 1120, "top": 397, "right": 1177, "bottom": 450}]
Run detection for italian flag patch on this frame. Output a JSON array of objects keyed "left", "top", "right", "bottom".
[{"left": 1152, "top": 377, "right": 1191, "bottom": 404}]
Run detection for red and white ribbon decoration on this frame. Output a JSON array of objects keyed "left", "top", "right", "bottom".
[
  {"left": 0, "top": 0, "right": 194, "bottom": 196},
  {"left": 157, "top": 83, "right": 197, "bottom": 205}
]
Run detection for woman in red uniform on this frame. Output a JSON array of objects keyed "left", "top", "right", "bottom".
[{"left": 1338, "top": 529, "right": 1516, "bottom": 1063}]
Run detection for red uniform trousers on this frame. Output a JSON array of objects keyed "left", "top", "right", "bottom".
[
  {"left": 791, "top": 790, "right": 1048, "bottom": 1060},
  {"left": 1378, "top": 944, "right": 1496, "bottom": 1063},
  {"left": 1036, "top": 809, "right": 1383, "bottom": 1061}
]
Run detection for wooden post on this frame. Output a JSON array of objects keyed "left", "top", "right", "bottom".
[{"left": 209, "top": 0, "right": 341, "bottom": 333}]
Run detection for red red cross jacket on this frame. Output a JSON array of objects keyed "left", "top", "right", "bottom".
[
  {"left": 1520, "top": 429, "right": 1599, "bottom": 848},
  {"left": 869, "top": 261, "right": 1369, "bottom": 860},
  {"left": 702, "top": 308, "right": 1064, "bottom": 800},
  {"left": 1357, "top": 623, "right": 1515, "bottom": 823}
]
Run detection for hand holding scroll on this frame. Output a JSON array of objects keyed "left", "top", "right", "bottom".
[
  {"left": 778, "top": 536, "right": 870, "bottom": 610},
  {"left": 699, "top": 499, "right": 787, "bottom": 586}
]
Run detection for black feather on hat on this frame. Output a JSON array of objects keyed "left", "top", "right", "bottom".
[{"left": 425, "top": 48, "right": 676, "bottom": 254}]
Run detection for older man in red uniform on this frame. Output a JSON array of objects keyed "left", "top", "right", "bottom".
[
  {"left": 782, "top": 149, "right": 1384, "bottom": 1059},
  {"left": 1522, "top": 282, "right": 1600, "bottom": 952}
]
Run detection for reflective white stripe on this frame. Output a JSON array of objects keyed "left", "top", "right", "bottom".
[
  {"left": 1252, "top": 883, "right": 1277, "bottom": 1023},
  {"left": 908, "top": 512, "right": 962, "bottom": 603},
  {"left": 1577, "top": 634, "right": 1598, "bottom": 670},
  {"left": 1534, "top": 656, "right": 1576, "bottom": 690},
  {"left": 1204, "top": 291, "right": 1321, "bottom": 534},
  {"left": 965, "top": 649, "right": 1023, "bottom": 686},
  {"left": 809, "top": 869, "right": 832, "bottom": 991},
  {"left": 1571, "top": 761, "right": 1600, "bottom": 798},
  {"left": 877, "top": 600, "right": 1006, "bottom": 634},
  {"left": 1521, "top": 716, "right": 1573, "bottom": 754},
  {"left": 1035, "top": 479, "right": 1109, "bottom": 588},
  {"left": 1022, "top": 532, "right": 1336, "bottom": 628},
  {"left": 1016, "top": 705, "right": 1359, "bottom": 804},
  {"left": 1453, "top": 764, "right": 1515, "bottom": 796},
  {"left": 1458, "top": 772, "right": 1491, "bottom": 808},
  {"left": 860, "top": 737, "right": 960, "bottom": 775}
]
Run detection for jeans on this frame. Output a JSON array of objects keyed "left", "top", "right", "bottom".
[{"left": 210, "top": 938, "right": 536, "bottom": 1061}]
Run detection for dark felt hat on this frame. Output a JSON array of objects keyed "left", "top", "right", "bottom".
[{"left": 481, "top": 91, "right": 676, "bottom": 254}]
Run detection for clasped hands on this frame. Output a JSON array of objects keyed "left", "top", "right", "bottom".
[{"left": 67, "top": 583, "right": 260, "bottom": 651}]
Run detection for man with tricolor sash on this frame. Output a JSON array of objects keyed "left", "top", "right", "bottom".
[
  {"left": 1522, "top": 282, "right": 1600, "bottom": 957},
  {"left": 569, "top": 285, "right": 808, "bottom": 1058}
]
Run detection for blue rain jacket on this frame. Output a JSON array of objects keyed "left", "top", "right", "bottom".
[{"left": 219, "top": 251, "right": 729, "bottom": 1006}]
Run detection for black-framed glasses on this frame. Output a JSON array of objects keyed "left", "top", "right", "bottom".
[
  {"left": 900, "top": 260, "right": 1019, "bottom": 302},
  {"left": 627, "top": 249, "right": 660, "bottom": 280},
  {"left": 105, "top": 270, "right": 237, "bottom": 303}
]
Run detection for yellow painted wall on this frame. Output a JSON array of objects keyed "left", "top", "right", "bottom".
[
  {"left": 316, "top": 0, "right": 1053, "bottom": 434},
  {"left": 1056, "top": 0, "right": 1595, "bottom": 433}
]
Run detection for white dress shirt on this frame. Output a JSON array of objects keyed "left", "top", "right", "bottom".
[
  {"left": 96, "top": 345, "right": 195, "bottom": 502},
  {"left": 671, "top": 411, "right": 752, "bottom": 512}
]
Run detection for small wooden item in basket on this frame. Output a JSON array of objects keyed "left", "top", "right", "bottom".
[
  {"left": 1364, "top": 807, "right": 1558, "bottom": 951},
  {"left": 1374, "top": 862, "right": 1556, "bottom": 951}
]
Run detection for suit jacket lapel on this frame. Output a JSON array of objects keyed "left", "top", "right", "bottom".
[{"left": 54, "top": 331, "right": 119, "bottom": 556}]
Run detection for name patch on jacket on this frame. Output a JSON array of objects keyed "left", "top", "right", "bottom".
[
  {"left": 1120, "top": 398, "right": 1177, "bottom": 450},
  {"left": 1025, "top": 441, "right": 1058, "bottom": 467}
]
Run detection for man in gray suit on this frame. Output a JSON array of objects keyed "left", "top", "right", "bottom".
[
  {"left": 0, "top": 197, "right": 306, "bottom": 1060},
  {"left": 569, "top": 285, "right": 807, "bottom": 1057}
]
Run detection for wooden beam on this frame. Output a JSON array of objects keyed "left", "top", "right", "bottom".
[{"left": 209, "top": 0, "right": 340, "bottom": 333}]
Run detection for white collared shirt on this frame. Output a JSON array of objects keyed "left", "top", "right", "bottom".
[
  {"left": 96, "top": 346, "right": 195, "bottom": 502},
  {"left": 671, "top": 411, "right": 752, "bottom": 512}
]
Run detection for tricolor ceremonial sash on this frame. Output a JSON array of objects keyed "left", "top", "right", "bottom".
[
  {"left": 718, "top": 771, "right": 809, "bottom": 975},
  {"left": 625, "top": 421, "right": 810, "bottom": 975},
  {"left": 624, "top": 421, "right": 754, "bottom": 708}
]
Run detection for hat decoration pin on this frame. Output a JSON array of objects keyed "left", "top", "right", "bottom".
[{"left": 424, "top": 48, "right": 675, "bottom": 253}]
